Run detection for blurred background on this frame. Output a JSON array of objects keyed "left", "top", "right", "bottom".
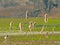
[{"left": 0, "top": 0, "right": 60, "bottom": 18}]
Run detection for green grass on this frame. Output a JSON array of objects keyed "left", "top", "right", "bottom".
[
  {"left": 0, "top": 35, "right": 60, "bottom": 45},
  {"left": 0, "top": 18, "right": 60, "bottom": 45},
  {"left": 0, "top": 35, "right": 60, "bottom": 41},
  {"left": 0, "top": 18, "right": 60, "bottom": 32}
]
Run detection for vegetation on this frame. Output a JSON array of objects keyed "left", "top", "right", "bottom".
[
  {"left": 0, "top": 18, "right": 60, "bottom": 32},
  {"left": 0, "top": 18, "right": 60, "bottom": 45}
]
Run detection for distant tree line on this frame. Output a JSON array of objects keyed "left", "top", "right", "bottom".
[{"left": 43, "top": 0, "right": 58, "bottom": 12}]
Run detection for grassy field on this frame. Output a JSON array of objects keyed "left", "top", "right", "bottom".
[
  {"left": 0, "top": 18, "right": 60, "bottom": 32},
  {"left": 0, "top": 35, "right": 60, "bottom": 45},
  {"left": 0, "top": 18, "right": 60, "bottom": 45}
]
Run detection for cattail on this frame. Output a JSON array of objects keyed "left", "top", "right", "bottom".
[
  {"left": 26, "top": 10, "right": 28, "bottom": 20},
  {"left": 28, "top": 22, "right": 32, "bottom": 31},
  {"left": 19, "top": 22, "right": 22, "bottom": 32},
  {"left": 40, "top": 26, "right": 44, "bottom": 32},
  {"left": 45, "top": 31, "right": 48, "bottom": 38},
  {"left": 32, "top": 22, "right": 36, "bottom": 28},
  {"left": 10, "top": 21, "right": 13, "bottom": 30},
  {"left": 44, "top": 13, "right": 48, "bottom": 23}
]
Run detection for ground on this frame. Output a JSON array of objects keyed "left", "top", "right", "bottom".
[{"left": 0, "top": 17, "right": 60, "bottom": 45}]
